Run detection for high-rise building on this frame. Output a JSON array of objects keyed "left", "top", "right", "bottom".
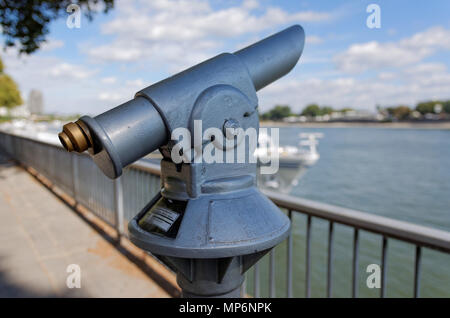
[{"left": 27, "top": 90, "right": 44, "bottom": 114}]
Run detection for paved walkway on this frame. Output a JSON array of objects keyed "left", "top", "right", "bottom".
[{"left": 0, "top": 151, "right": 170, "bottom": 297}]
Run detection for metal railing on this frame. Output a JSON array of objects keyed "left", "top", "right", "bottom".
[{"left": 1, "top": 130, "right": 449, "bottom": 298}]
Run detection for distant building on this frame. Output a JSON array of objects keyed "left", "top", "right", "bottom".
[
  {"left": 329, "top": 110, "right": 383, "bottom": 122},
  {"left": 434, "top": 104, "right": 443, "bottom": 114},
  {"left": 283, "top": 115, "right": 306, "bottom": 123},
  {"left": 27, "top": 90, "right": 44, "bottom": 114}
]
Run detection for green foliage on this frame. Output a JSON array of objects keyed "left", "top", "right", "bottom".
[
  {"left": 386, "top": 105, "right": 411, "bottom": 120},
  {"left": 0, "top": 0, "right": 114, "bottom": 54},
  {"left": 443, "top": 101, "right": 450, "bottom": 114},
  {"left": 0, "top": 114, "right": 12, "bottom": 122},
  {"left": 260, "top": 99, "right": 450, "bottom": 122},
  {"left": 0, "top": 56, "right": 22, "bottom": 107},
  {"left": 300, "top": 104, "right": 321, "bottom": 117},
  {"left": 300, "top": 104, "right": 335, "bottom": 117},
  {"left": 416, "top": 101, "right": 439, "bottom": 114},
  {"left": 320, "top": 106, "right": 333, "bottom": 115},
  {"left": 260, "top": 105, "right": 292, "bottom": 121},
  {"left": 0, "top": 73, "right": 22, "bottom": 107}
]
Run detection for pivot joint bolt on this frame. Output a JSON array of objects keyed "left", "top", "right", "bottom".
[{"left": 223, "top": 119, "right": 240, "bottom": 139}]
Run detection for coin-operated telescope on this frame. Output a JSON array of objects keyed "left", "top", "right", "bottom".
[{"left": 59, "top": 25, "right": 305, "bottom": 297}]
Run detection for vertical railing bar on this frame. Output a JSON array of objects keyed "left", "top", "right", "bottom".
[
  {"left": 327, "top": 221, "right": 334, "bottom": 298},
  {"left": 352, "top": 228, "right": 359, "bottom": 298},
  {"left": 381, "top": 236, "right": 388, "bottom": 298},
  {"left": 254, "top": 263, "right": 260, "bottom": 298},
  {"left": 287, "top": 209, "right": 293, "bottom": 298},
  {"left": 241, "top": 275, "right": 246, "bottom": 298},
  {"left": 269, "top": 249, "right": 275, "bottom": 298},
  {"left": 305, "top": 214, "right": 312, "bottom": 298},
  {"left": 414, "top": 245, "right": 422, "bottom": 298},
  {"left": 72, "top": 154, "right": 79, "bottom": 202},
  {"left": 114, "top": 176, "right": 124, "bottom": 237}
]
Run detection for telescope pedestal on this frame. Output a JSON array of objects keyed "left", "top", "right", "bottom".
[{"left": 128, "top": 162, "right": 290, "bottom": 298}]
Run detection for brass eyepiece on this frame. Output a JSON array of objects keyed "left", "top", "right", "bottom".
[{"left": 58, "top": 120, "right": 92, "bottom": 153}]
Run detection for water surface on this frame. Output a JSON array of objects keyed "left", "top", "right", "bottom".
[{"left": 247, "top": 127, "right": 450, "bottom": 298}]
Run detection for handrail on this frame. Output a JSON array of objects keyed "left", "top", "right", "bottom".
[
  {"left": 130, "top": 160, "right": 161, "bottom": 176},
  {"left": 263, "top": 189, "right": 450, "bottom": 253}
]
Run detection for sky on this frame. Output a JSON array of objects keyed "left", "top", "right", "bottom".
[{"left": 1, "top": 0, "right": 450, "bottom": 115}]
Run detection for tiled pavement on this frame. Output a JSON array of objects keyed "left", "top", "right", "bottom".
[{"left": 0, "top": 152, "right": 169, "bottom": 297}]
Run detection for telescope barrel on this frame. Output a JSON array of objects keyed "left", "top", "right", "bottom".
[
  {"left": 234, "top": 24, "right": 305, "bottom": 91},
  {"left": 86, "top": 97, "right": 167, "bottom": 168}
]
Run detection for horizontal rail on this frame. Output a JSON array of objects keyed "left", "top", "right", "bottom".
[
  {"left": 130, "top": 160, "right": 162, "bottom": 176},
  {"left": 263, "top": 189, "right": 450, "bottom": 253}
]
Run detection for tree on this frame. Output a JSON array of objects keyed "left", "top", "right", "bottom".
[
  {"left": 416, "top": 101, "right": 439, "bottom": 114},
  {"left": 270, "top": 105, "right": 292, "bottom": 120},
  {"left": 260, "top": 105, "right": 292, "bottom": 121},
  {"left": 0, "top": 75, "right": 22, "bottom": 107},
  {"left": 0, "top": 0, "right": 114, "bottom": 54},
  {"left": 0, "top": 56, "right": 22, "bottom": 107},
  {"left": 301, "top": 104, "right": 321, "bottom": 117},
  {"left": 320, "top": 106, "right": 333, "bottom": 116},
  {"left": 443, "top": 101, "right": 450, "bottom": 114},
  {"left": 386, "top": 105, "right": 411, "bottom": 120}
]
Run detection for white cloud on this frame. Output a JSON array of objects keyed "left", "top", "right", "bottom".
[
  {"left": 306, "top": 35, "right": 323, "bottom": 45},
  {"left": 402, "top": 62, "right": 447, "bottom": 77},
  {"left": 98, "top": 91, "right": 126, "bottom": 102},
  {"left": 125, "top": 78, "right": 144, "bottom": 88},
  {"left": 335, "top": 41, "right": 429, "bottom": 73},
  {"left": 377, "top": 72, "right": 396, "bottom": 80},
  {"left": 259, "top": 62, "right": 450, "bottom": 112},
  {"left": 95, "top": 78, "right": 146, "bottom": 104},
  {"left": 242, "top": 0, "right": 259, "bottom": 10},
  {"left": 47, "top": 62, "right": 96, "bottom": 80},
  {"left": 401, "top": 63, "right": 450, "bottom": 88},
  {"left": 40, "top": 39, "right": 64, "bottom": 52},
  {"left": 101, "top": 76, "right": 117, "bottom": 84},
  {"left": 1, "top": 49, "right": 106, "bottom": 115},
  {"left": 335, "top": 27, "right": 450, "bottom": 73},
  {"left": 401, "top": 27, "right": 450, "bottom": 50},
  {"left": 86, "top": 0, "right": 331, "bottom": 70}
]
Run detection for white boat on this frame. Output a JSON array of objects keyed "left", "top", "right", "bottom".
[{"left": 256, "top": 132, "right": 323, "bottom": 193}]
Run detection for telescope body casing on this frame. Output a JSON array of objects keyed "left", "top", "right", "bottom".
[
  {"left": 69, "top": 25, "right": 305, "bottom": 297},
  {"left": 78, "top": 25, "right": 304, "bottom": 179}
]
